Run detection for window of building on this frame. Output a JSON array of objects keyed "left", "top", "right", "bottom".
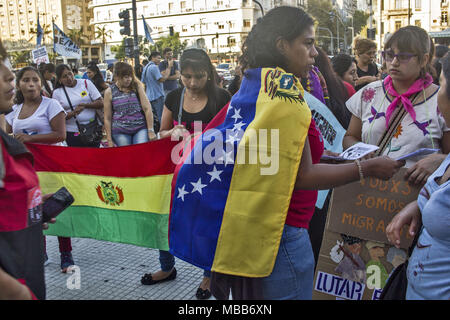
[
  {"left": 168, "top": 2, "right": 174, "bottom": 12},
  {"left": 218, "top": 24, "right": 224, "bottom": 29},
  {"left": 442, "top": 10, "right": 448, "bottom": 24},
  {"left": 395, "top": 20, "right": 402, "bottom": 30},
  {"left": 181, "top": 1, "right": 186, "bottom": 9},
  {"left": 415, "top": 0, "right": 421, "bottom": 9},
  {"left": 395, "top": 0, "right": 402, "bottom": 9},
  {"left": 415, "top": 19, "right": 421, "bottom": 27},
  {"left": 243, "top": 19, "right": 251, "bottom": 27},
  {"left": 91, "top": 48, "right": 99, "bottom": 55}
]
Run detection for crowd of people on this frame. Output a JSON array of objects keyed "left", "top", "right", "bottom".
[{"left": 0, "top": 5, "right": 449, "bottom": 301}]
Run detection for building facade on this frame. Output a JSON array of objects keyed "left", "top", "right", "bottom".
[
  {"left": 372, "top": 0, "right": 450, "bottom": 50},
  {"left": 88, "top": 0, "right": 307, "bottom": 63},
  {"left": 0, "top": 0, "right": 99, "bottom": 64}
]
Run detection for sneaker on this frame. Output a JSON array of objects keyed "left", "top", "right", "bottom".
[
  {"left": 60, "top": 252, "right": 75, "bottom": 273},
  {"left": 44, "top": 253, "right": 50, "bottom": 266}
]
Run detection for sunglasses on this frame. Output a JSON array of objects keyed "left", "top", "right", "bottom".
[{"left": 382, "top": 50, "right": 417, "bottom": 63}]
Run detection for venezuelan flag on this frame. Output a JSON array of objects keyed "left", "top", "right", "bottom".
[
  {"left": 27, "top": 139, "right": 178, "bottom": 250},
  {"left": 169, "top": 67, "right": 312, "bottom": 277}
]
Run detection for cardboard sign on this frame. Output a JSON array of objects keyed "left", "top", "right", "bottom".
[
  {"left": 326, "top": 168, "right": 420, "bottom": 249},
  {"left": 31, "top": 46, "right": 50, "bottom": 65},
  {"left": 313, "top": 229, "right": 408, "bottom": 300}
]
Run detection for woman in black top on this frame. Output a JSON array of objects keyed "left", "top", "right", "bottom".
[
  {"left": 353, "top": 37, "right": 380, "bottom": 92},
  {"left": 86, "top": 62, "right": 108, "bottom": 96},
  {"left": 159, "top": 49, "right": 231, "bottom": 140},
  {"left": 141, "top": 48, "right": 231, "bottom": 300}
]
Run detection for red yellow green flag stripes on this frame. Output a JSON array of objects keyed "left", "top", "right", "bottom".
[{"left": 27, "top": 139, "right": 178, "bottom": 249}]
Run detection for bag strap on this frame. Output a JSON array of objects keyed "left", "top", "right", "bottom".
[
  {"left": 178, "top": 87, "right": 186, "bottom": 125},
  {"left": 375, "top": 92, "right": 421, "bottom": 156},
  {"left": 62, "top": 85, "right": 82, "bottom": 132}
]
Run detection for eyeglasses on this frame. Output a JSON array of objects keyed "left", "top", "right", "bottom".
[{"left": 382, "top": 50, "right": 417, "bottom": 63}]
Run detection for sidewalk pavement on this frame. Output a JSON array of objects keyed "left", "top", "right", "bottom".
[{"left": 44, "top": 236, "right": 212, "bottom": 300}]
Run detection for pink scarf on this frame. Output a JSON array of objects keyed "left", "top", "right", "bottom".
[{"left": 383, "top": 73, "right": 433, "bottom": 128}]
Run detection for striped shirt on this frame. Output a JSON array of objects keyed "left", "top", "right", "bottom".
[{"left": 111, "top": 83, "right": 146, "bottom": 135}]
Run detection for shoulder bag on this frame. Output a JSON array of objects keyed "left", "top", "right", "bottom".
[{"left": 62, "top": 85, "right": 103, "bottom": 146}]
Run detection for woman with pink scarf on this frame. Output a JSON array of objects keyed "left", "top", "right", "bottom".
[{"left": 344, "top": 26, "right": 450, "bottom": 186}]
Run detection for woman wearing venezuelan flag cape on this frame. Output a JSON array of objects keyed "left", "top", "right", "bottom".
[{"left": 168, "top": 6, "right": 405, "bottom": 300}]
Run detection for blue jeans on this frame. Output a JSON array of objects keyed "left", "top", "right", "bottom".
[
  {"left": 159, "top": 250, "right": 210, "bottom": 277},
  {"left": 260, "top": 225, "right": 315, "bottom": 300},
  {"left": 151, "top": 95, "right": 165, "bottom": 123},
  {"left": 112, "top": 128, "right": 148, "bottom": 147}
]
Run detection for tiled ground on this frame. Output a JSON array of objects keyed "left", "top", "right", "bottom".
[{"left": 44, "top": 236, "right": 211, "bottom": 300}]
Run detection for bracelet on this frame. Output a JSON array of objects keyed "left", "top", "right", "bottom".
[
  {"left": 147, "top": 128, "right": 155, "bottom": 133},
  {"left": 354, "top": 159, "right": 364, "bottom": 181}
]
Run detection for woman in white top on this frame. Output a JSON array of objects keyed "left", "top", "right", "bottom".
[
  {"left": 5, "top": 66, "right": 66, "bottom": 145},
  {"left": 4, "top": 66, "right": 74, "bottom": 272},
  {"left": 52, "top": 64, "right": 104, "bottom": 147},
  {"left": 344, "top": 26, "right": 450, "bottom": 186}
]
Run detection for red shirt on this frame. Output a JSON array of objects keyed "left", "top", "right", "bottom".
[
  {"left": 285, "top": 119, "right": 324, "bottom": 229},
  {"left": 343, "top": 81, "right": 356, "bottom": 98}
]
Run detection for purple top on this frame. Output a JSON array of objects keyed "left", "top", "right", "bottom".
[{"left": 111, "top": 84, "right": 146, "bottom": 135}]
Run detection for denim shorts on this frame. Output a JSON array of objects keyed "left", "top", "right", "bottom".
[
  {"left": 260, "top": 225, "right": 315, "bottom": 300},
  {"left": 112, "top": 128, "right": 149, "bottom": 147}
]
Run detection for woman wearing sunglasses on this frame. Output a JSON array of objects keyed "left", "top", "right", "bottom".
[{"left": 344, "top": 26, "right": 450, "bottom": 186}]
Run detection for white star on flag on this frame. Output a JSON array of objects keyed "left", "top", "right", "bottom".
[
  {"left": 207, "top": 165, "right": 223, "bottom": 182},
  {"left": 232, "top": 121, "right": 246, "bottom": 132},
  {"left": 177, "top": 184, "right": 189, "bottom": 201},
  {"left": 226, "top": 131, "right": 240, "bottom": 145},
  {"left": 191, "top": 178, "right": 207, "bottom": 195},
  {"left": 231, "top": 108, "right": 242, "bottom": 123},
  {"left": 217, "top": 150, "right": 234, "bottom": 166}
]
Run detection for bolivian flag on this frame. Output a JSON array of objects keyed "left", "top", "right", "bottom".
[
  {"left": 169, "top": 67, "right": 312, "bottom": 277},
  {"left": 27, "top": 139, "right": 178, "bottom": 250}
]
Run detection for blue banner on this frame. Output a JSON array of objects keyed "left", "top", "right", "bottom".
[
  {"left": 304, "top": 91, "right": 346, "bottom": 209},
  {"left": 36, "top": 16, "right": 43, "bottom": 46},
  {"left": 53, "top": 23, "right": 81, "bottom": 59},
  {"left": 142, "top": 15, "right": 154, "bottom": 44}
]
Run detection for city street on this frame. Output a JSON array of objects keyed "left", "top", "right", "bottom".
[{"left": 45, "top": 236, "right": 211, "bottom": 300}]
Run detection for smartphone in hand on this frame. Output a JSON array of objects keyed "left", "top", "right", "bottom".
[{"left": 42, "top": 187, "right": 74, "bottom": 223}]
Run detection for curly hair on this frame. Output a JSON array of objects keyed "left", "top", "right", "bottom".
[
  {"left": 353, "top": 36, "right": 377, "bottom": 56},
  {"left": 239, "top": 6, "right": 314, "bottom": 72}
]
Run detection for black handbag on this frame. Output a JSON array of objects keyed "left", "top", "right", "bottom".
[
  {"left": 379, "top": 228, "right": 421, "bottom": 300},
  {"left": 63, "top": 85, "right": 103, "bottom": 146}
]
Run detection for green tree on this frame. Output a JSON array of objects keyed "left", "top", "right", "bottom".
[
  {"left": 10, "top": 50, "right": 31, "bottom": 68},
  {"left": 29, "top": 24, "right": 52, "bottom": 45},
  {"left": 95, "top": 25, "right": 113, "bottom": 62},
  {"left": 149, "top": 32, "right": 187, "bottom": 58},
  {"left": 66, "top": 28, "right": 88, "bottom": 47}
]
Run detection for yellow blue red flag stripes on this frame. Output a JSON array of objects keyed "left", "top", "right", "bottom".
[
  {"left": 27, "top": 139, "right": 178, "bottom": 250},
  {"left": 169, "top": 68, "right": 312, "bottom": 277}
]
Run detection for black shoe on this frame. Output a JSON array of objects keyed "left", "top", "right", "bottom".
[
  {"left": 141, "top": 268, "right": 177, "bottom": 285},
  {"left": 196, "top": 287, "right": 212, "bottom": 300}
]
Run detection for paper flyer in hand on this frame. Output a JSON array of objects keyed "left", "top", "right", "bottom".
[{"left": 321, "top": 142, "right": 379, "bottom": 161}]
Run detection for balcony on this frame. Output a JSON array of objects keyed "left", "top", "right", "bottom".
[{"left": 386, "top": 8, "right": 411, "bottom": 17}]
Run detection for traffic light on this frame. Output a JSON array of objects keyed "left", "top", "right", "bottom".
[
  {"left": 367, "top": 28, "right": 376, "bottom": 40},
  {"left": 169, "top": 26, "right": 174, "bottom": 36},
  {"left": 119, "top": 10, "right": 131, "bottom": 36},
  {"left": 124, "top": 37, "right": 134, "bottom": 58}
]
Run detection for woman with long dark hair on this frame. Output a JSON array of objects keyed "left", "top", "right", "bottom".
[
  {"left": 86, "top": 62, "right": 108, "bottom": 96},
  {"left": 168, "top": 6, "right": 404, "bottom": 300},
  {"left": 141, "top": 48, "right": 231, "bottom": 300},
  {"left": 52, "top": 64, "right": 104, "bottom": 148}
]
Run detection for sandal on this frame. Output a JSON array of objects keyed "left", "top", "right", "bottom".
[
  {"left": 141, "top": 268, "right": 177, "bottom": 285},
  {"left": 196, "top": 287, "right": 212, "bottom": 300}
]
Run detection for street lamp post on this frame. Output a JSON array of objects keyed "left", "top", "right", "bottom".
[{"left": 317, "top": 27, "right": 334, "bottom": 54}]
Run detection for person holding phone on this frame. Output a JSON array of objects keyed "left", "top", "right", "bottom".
[
  {"left": 0, "top": 38, "right": 56, "bottom": 300},
  {"left": 4, "top": 66, "right": 75, "bottom": 272}
]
